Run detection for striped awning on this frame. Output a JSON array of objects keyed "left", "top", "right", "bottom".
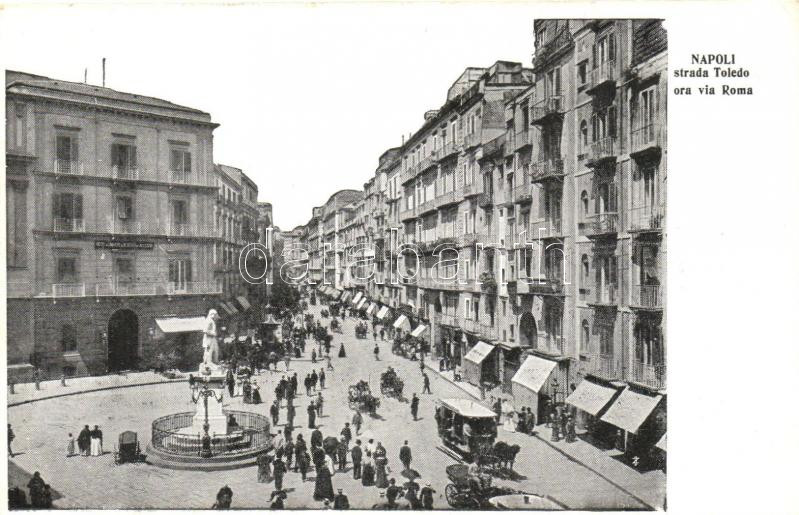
[
  {"left": 366, "top": 303, "right": 377, "bottom": 315},
  {"left": 566, "top": 379, "right": 622, "bottom": 417},
  {"left": 410, "top": 324, "right": 428, "bottom": 338},
  {"left": 352, "top": 292, "right": 363, "bottom": 305},
  {"left": 236, "top": 296, "right": 251, "bottom": 310},
  {"left": 511, "top": 355, "right": 556, "bottom": 393},
  {"left": 601, "top": 388, "right": 664, "bottom": 435},
  {"left": 464, "top": 341, "right": 495, "bottom": 366},
  {"left": 393, "top": 314, "right": 410, "bottom": 330},
  {"left": 341, "top": 291, "right": 352, "bottom": 302},
  {"left": 377, "top": 306, "right": 390, "bottom": 320},
  {"left": 356, "top": 298, "right": 367, "bottom": 310},
  {"left": 155, "top": 316, "right": 207, "bottom": 334}
]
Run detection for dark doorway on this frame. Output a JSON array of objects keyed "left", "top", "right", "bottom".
[
  {"left": 108, "top": 309, "right": 138, "bottom": 371},
  {"left": 520, "top": 312, "right": 537, "bottom": 348}
]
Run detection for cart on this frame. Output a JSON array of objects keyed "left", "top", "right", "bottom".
[
  {"left": 113, "top": 431, "right": 145, "bottom": 465},
  {"left": 380, "top": 368, "right": 404, "bottom": 399},
  {"left": 348, "top": 380, "right": 380, "bottom": 414},
  {"left": 436, "top": 398, "right": 498, "bottom": 463}
]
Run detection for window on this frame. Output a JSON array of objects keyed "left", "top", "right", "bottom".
[
  {"left": 115, "top": 258, "right": 134, "bottom": 286},
  {"left": 536, "top": 27, "right": 547, "bottom": 47},
  {"left": 581, "top": 254, "right": 590, "bottom": 284},
  {"left": 465, "top": 298, "right": 472, "bottom": 320},
  {"left": 578, "top": 61, "right": 588, "bottom": 85},
  {"left": 581, "top": 190, "right": 589, "bottom": 216},
  {"left": 581, "top": 320, "right": 590, "bottom": 354},
  {"left": 170, "top": 148, "right": 192, "bottom": 173},
  {"left": 116, "top": 197, "right": 134, "bottom": 220},
  {"left": 7, "top": 182, "right": 28, "bottom": 268},
  {"left": 171, "top": 199, "right": 188, "bottom": 225},
  {"left": 15, "top": 104, "right": 25, "bottom": 148},
  {"left": 61, "top": 324, "right": 77, "bottom": 352},
  {"left": 57, "top": 257, "right": 78, "bottom": 283},
  {"left": 53, "top": 192, "right": 83, "bottom": 222},
  {"left": 546, "top": 67, "right": 562, "bottom": 97},
  {"left": 640, "top": 86, "right": 657, "bottom": 136},
  {"left": 111, "top": 143, "right": 137, "bottom": 173},
  {"left": 580, "top": 120, "right": 588, "bottom": 149},
  {"left": 169, "top": 258, "right": 192, "bottom": 291},
  {"left": 56, "top": 134, "right": 79, "bottom": 173}
]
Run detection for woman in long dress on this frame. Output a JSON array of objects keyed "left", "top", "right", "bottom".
[
  {"left": 234, "top": 377, "right": 243, "bottom": 397},
  {"left": 338, "top": 343, "right": 346, "bottom": 358},
  {"left": 502, "top": 400, "right": 517, "bottom": 432},
  {"left": 374, "top": 443, "right": 389, "bottom": 488},
  {"left": 251, "top": 382, "right": 262, "bottom": 404},
  {"left": 361, "top": 451, "right": 375, "bottom": 487},
  {"left": 314, "top": 453, "right": 335, "bottom": 501}
]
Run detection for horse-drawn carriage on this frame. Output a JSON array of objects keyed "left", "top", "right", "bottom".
[
  {"left": 354, "top": 322, "right": 368, "bottom": 339},
  {"left": 113, "top": 431, "right": 145, "bottom": 465},
  {"left": 443, "top": 464, "right": 521, "bottom": 509},
  {"left": 379, "top": 368, "right": 404, "bottom": 399},
  {"left": 320, "top": 309, "right": 329, "bottom": 318},
  {"left": 330, "top": 318, "right": 343, "bottom": 334},
  {"left": 348, "top": 380, "right": 380, "bottom": 414}
]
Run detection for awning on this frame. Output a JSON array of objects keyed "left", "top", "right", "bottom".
[
  {"left": 410, "top": 324, "right": 428, "bottom": 338},
  {"left": 464, "top": 341, "right": 495, "bottom": 365},
  {"left": 393, "top": 314, "right": 410, "bottom": 330},
  {"left": 223, "top": 336, "right": 235, "bottom": 344},
  {"left": 601, "top": 388, "right": 664, "bottom": 435},
  {"left": 155, "top": 316, "right": 207, "bottom": 334},
  {"left": 341, "top": 291, "right": 352, "bottom": 302},
  {"left": 566, "top": 379, "right": 622, "bottom": 416},
  {"left": 439, "top": 398, "right": 497, "bottom": 418},
  {"left": 511, "top": 355, "right": 557, "bottom": 394},
  {"left": 352, "top": 292, "right": 363, "bottom": 305},
  {"left": 497, "top": 341, "right": 520, "bottom": 351},
  {"left": 236, "top": 296, "right": 251, "bottom": 310},
  {"left": 225, "top": 301, "right": 239, "bottom": 314},
  {"left": 219, "top": 303, "right": 234, "bottom": 316},
  {"left": 332, "top": 290, "right": 342, "bottom": 300},
  {"left": 354, "top": 298, "right": 365, "bottom": 310},
  {"left": 366, "top": 303, "right": 377, "bottom": 315},
  {"left": 654, "top": 432, "right": 666, "bottom": 451},
  {"left": 377, "top": 306, "right": 390, "bottom": 320}
]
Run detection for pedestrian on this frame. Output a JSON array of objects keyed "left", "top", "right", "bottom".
[
  {"left": 8, "top": 423, "right": 15, "bottom": 457},
  {"left": 27, "top": 471, "right": 46, "bottom": 508},
  {"left": 336, "top": 439, "right": 348, "bottom": 471},
  {"left": 566, "top": 415, "right": 577, "bottom": 443},
  {"left": 270, "top": 400, "right": 280, "bottom": 427},
  {"left": 257, "top": 451, "right": 272, "bottom": 483},
  {"left": 41, "top": 485, "right": 53, "bottom": 509},
  {"left": 311, "top": 370, "right": 318, "bottom": 391},
  {"left": 404, "top": 477, "right": 422, "bottom": 509},
  {"left": 90, "top": 425, "right": 103, "bottom": 456},
  {"left": 422, "top": 373, "right": 432, "bottom": 394},
  {"left": 373, "top": 328, "right": 378, "bottom": 340},
  {"left": 380, "top": 328, "right": 385, "bottom": 340},
  {"left": 212, "top": 485, "right": 233, "bottom": 509},
  {"left": 270, "top": 490, "right": 287, "bottom": 509},
  {"left": 294, "top": 434, "right": 307, "bottom": 472},
  {"left": 326, "top": 354, "right": 334, "bottom": 371},
  {"left": 284, "top": 355, "right": 291, "bottom": 371},
  {"left": 350, "top": 439, "right": 363, "bottom": 479},
  {"left": 308, "top": 401, "right": 317, "bottom": 428},
  {"left": 78, "top": 424, "right": 91, "bottom": 456},
  {"left": 311, "top": 349, "right": 317, "bottom": 363},
  {"left": 361, "top": 449, "right": 375, "bottom": 487},
  {"left": 252, "top": 382, "right": 262, "bottom": 404},
  {"left": 527, "top": 408, "right": 536, "bottom": 434},
  {"left": 298, "top": 448, "right": 311, "bottom": 481},
  {"left": 291, "top": 373, "right": 298, "bottom": 395},
  {"left": 273, "top": 457, "right": 287, "bottom": 491},
  {"left": 399, "top": 440, "right": 412, "bottom": 471},
  {"left": 386, "top": 478, "right": 403, "bottom": 509},
  {"left": 410, "top": 393, "right": 419, "bottom": 421},
  {"left": 374, "top": 442, "right": 389, "bottom": 488},
  {"left": 316, "top": 393, "right": 324, "bottom": 417},
  {"left": 286, "top": 402, "right": 296, "bottom": 430},
  {"left": 338, "top": 342, "right": 347, "bottom": 358},
  {"left": 551, "top": 412, "right": 561, "bottom": 442},
  {"left": 66, "top": 433, "right": 76, "bottom": 457},
  {"left": 314, "top": 453, "right": 335, "bottom": 501},
  {"left": 311, "top": 428, "right": 323, "bottom": 450},
  {"left": 333, "top": 488, "right": 350, "bottom": 509},
  {"left": 351, "top": 410, "right": 363, "bottom": 435},
  {"left": 374, "top": 343, "right": 380, "bottom": 361},
  {"left": 420, "top": 483, "right": 436, "bottom": 509},
  {"left": 284, "top": 435, "right": 295, "bottom": 470},
  {"left": 319, "top": 369, "right": 326, "bottom": 389},
  {"left": 340, "top": 422, "right": 352, "bottom": 447},
  {"left": 305, "top": 374, "right": 312, "bottom": 396}
]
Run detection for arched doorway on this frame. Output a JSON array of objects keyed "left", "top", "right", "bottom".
[
  {"left": 108, "top": 309, "right": 139, "bottom": 372},
  {"left": 520, "top": 312, "right": 538, "bottom": 349}
]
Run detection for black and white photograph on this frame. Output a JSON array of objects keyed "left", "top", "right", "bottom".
[{"left": 2, "top": 2, "right": 798, "bottom": 514}]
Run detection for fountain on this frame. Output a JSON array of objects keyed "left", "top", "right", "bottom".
[{"left": 146, "top": 310, "right": 272, "bottom": 471}]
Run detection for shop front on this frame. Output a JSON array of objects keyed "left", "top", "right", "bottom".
[
  {"left": 565, "top": 375, "right": 625, "bottom": 445},
  {"left": 600, "top": 385, "right": 665, "bottom": 459},
  {"left": 510, "top": 354, "right": 558, "bottom": 424},
  {"left": 463, "top": 341, "right": 498, "bottom": 388}
]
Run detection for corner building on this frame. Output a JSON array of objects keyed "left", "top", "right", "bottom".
[{"left": 6, "top": 71, "right": 223, "bottom": 378}]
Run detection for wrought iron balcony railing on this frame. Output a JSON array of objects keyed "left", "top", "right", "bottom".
[{"left": 530, "top": 158, "right": 564, "bottom": 182}]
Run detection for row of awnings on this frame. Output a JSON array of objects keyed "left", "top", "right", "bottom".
[{"left": 154, "top": 296, "right": 253, "bottom": 335}]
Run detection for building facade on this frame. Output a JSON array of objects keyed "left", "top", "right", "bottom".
[{"left": 6, "top": 70, "right": 224, "bottom": 378}]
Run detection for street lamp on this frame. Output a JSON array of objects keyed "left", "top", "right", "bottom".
[{"left": 192, "top": 383, "right": 224, "bottom": 458}]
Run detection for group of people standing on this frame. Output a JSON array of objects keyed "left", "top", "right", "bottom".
[{"left": 69, "top": 424, "right": 103, "bottom": 457}]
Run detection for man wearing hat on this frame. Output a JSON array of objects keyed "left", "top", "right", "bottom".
[
  {"left": 420, "top": 483, "right": 436, "bottom": 509},
  {"left": 371, "top": 491, "right": 391, "bottom": 510},
  {"left": 333, "top": 488, "right": 350, "bottom": 509}
]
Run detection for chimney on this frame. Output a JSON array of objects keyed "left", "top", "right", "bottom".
[
  {"left": 102, "top": 58, "right": 106, "bottom": 87},
  {"left": 401, "top": 134, "right": 405, "bottom": 145}
]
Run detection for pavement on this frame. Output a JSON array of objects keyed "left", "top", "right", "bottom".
[{"left": 6, "top": 303, "right": 665, "bottom": 510}]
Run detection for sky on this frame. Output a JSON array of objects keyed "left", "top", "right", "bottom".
[{"left": 1, "top": 3, "right": 535, "bottom": 230}]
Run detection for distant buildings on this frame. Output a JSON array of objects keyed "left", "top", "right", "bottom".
[{"left": 5, "top": 71, "right": 271, "bottom": 378}]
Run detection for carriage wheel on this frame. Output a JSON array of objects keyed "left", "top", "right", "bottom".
[{"left": 444, "top": 484, "right": 460, "bottom": 507}]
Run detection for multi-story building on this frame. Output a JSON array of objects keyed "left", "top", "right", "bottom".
[
  {"left": 6, "top": 70, "right": 223, "bottom": 378},
  {"left": 297, "top": 19, "right": 666, "bottom": 453}
]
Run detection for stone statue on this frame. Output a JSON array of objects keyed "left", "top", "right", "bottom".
[{"left": 202, "top": 309, "right": 220, "bottom": 366}]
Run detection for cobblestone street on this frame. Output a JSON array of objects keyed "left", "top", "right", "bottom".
[{"left": 8, "top": 305, "right": 664, "bottom": 509}]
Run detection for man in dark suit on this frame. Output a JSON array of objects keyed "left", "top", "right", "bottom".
[
  {"left": 333, "top": 489, "right": 350, "bottom": 509},
  {"left": 350, "top": 440, "right": 363, "bottom": 479},
  {"left": 399, "top": 440, "right": 412, "bottom": 471}
]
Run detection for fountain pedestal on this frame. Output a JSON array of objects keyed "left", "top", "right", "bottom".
[{"left": 191, "top": 388, "right": 229, "bottom": 436}]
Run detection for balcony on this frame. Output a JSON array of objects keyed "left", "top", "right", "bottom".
[
  {"left": 53, "top": 218, "right": 85, "bottom": 233},
  {"left": 529, "top": 218, "right": 563, "bottom": 239},
  {"left": 522, "top": 275, "right": 565, "bottom": 295},
  {"left": 586, "top": 60, "right": 617, "bottom": 94},
  {"left": 585, "top": 212, "right": 619, "bottom": 238},
  {"left": 419, "top": 155, "right": 437, "bottom": 173},
  {"left": 167, "top": 282, "right": 223, "bottom": 295},
  {"left": 588, "top": 353, "right": 619, "bottom": 381},
  {"left": 533, "top": 27, "right": 574, "bottom": 70},
  {"left": 439, "top": 140, "right": 460, "bottom": 161},
  {"left": 463, "top": 131, "right": 482, "bottom": 149},
  {"left": 111, "top": 165, "right": 139, "bottom": 181},
  {"left": 513, "top": 182, "right": 532, "bottom": 204},
  {"left": 631, "top": 361, "right": 667, "bottom": 390},
  {"left": 586, "top": 136, "right": 618, "bottom": 167},
  {"left": 52, "top": 283, "right": 85, "bottom": 297},
  {"left": 478, "top": 191, "right": 494, "bottom": 208},
  {"left": 96, "top": 282, "right": 158, "bottom": 296},
  {"left": 400, "top": 165, "right": 417, "bottom": 185},
  {"left": 530, "top": 158, "right": 564, "bottom": 182},
  {"left": 399, "top": 207, "right": 417, "bottom": 223},
  {"left": 418, "top": 199, "right": 437, "bottom": 216},
  {"left": 53, "top": 159, "right": 84, "bottom": 176},
  {"left": 632, "top": 285, "right": 663, "bottom": 310},
  {"left": 531, "top": 96, "right": 564, "bottom": 125},
  {"left": 589, "top": 285, "right": 618, "bottom": 306},
  {"left": 435, "top": 190, "right": 458, "bottom": 210},
  {"left": 513, "top": 130, "right": 533, "bottom": 152},
  {"left": 630, "top": 123, "right": 663, "bottom": 159},
  {"left": 168, "top": 223, "right": 214, "bottom": 238},
  {"left": 629, "top": 205, "right": 664, "bottom": 233}
]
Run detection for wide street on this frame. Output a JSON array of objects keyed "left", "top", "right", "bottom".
[{"left": 7, "top": 303, "right": 664, "bottom": 509}]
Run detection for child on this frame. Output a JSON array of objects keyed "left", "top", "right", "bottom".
[{"left": 66, "top": 433, "right": 76, "bottom": 457}]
